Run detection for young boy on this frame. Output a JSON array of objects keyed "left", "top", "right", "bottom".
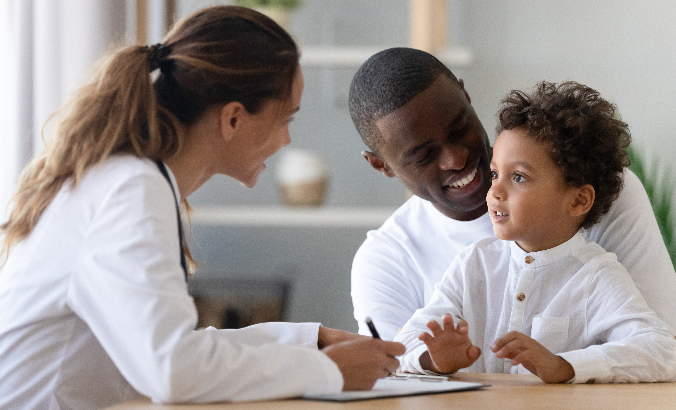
[{"left": 393, "top": 81, "right": 676, "bottom": 384}]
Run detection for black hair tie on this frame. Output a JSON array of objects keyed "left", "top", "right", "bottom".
[{"left": 144, "top": 43, "right": 172, "bottom": 72}]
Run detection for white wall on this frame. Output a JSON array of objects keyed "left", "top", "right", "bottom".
[{"left": 462, "top": 0, "right": 676, "bottom": 163}]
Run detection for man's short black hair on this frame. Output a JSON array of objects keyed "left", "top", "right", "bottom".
[{"left": 348, "top": 47, "right": 458, "bottom": 153}]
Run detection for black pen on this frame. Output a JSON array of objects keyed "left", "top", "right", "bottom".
[{"left": 365, "top": 316, "right": 381, "bottom": 339}]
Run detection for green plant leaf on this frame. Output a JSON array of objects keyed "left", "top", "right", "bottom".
[{"left": 628, "top": 145, "right": 676, "bottom": 268}]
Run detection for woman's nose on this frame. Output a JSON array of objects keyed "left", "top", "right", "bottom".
[{"left": 281, "top": 128, "right": 291, "bottom": 148}]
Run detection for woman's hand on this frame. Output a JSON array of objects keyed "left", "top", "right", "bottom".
[
  {"left": 491, "top": 331, "right": 575, "bottom": 383},
  {"left": 322, "top": 338, "right": 405, "bottom": 391},
  {"left": 317, "top": 326, "right": 369, "bottom": 348},
  {"left": 418, "top": 314, "right": 481, "bottom": 374}
]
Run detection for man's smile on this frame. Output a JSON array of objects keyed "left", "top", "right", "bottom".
[{"left": 450, "top": 166, "right": 478, "bottom": 188}]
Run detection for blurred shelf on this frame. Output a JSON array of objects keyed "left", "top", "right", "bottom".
[
  {"left": 191, "top": 206, "right": 397, "bottom": 228},
  {"left": 299, "top": 46, "right": 473, "bottom": 68}
]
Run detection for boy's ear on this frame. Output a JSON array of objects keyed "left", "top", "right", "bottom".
[
  {"left": 362, "top": 150, "right": 396, "bottom": 178},
  {"left": 569, "top": 184, "right": 595, "bottom": 218}
]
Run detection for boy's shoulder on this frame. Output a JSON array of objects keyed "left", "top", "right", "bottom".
[
  {"left": 460, "top": 236, "right": 509, "bottom": 260},
  {"left": 573, "top": 236, "right": 620, "bottom": 268}
]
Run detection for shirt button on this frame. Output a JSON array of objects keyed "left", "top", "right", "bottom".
[
  {"left": 525, "top": 255, "right": 534, "bottom": 264},
  {"left": 516, "top": 293, "right": 526, "bottom": 301}
]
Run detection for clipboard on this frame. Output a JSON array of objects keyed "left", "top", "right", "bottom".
[{"left": 303, "top": 373, "right": 485, "bottom": 402}]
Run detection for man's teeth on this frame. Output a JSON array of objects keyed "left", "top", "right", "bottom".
[{"left": 451, "top": 167, "right": 478, "bottom": 188}]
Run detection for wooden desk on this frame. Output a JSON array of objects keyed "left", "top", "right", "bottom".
[{"left": 107, "top": 373, "right": 676, "bottom": 410}]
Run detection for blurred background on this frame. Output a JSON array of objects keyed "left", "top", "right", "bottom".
[{"left": 1, "top": 0, "right": 675, "bottom": 331}]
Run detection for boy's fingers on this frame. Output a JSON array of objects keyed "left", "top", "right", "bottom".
[
  {"left": 441, "top": 314, "right": 455, "bottom": 328},
  {"left": 419, "top": 332, "right": 432, "bottom": 344},
  {"left": 426, "top": 319, "right": 442, "bottom": 333},
  {"left": 426, "top": 319, "right": 448, "bottom": 338},
  {"left": 494, "top": 338, "right": 526, "bottom": 359},
  {"left": 455, "top": 319, "right": 469, "bottom": 334},
  {"left": 491, "top": 331, "right": 520, "bottom": 352},
  {"left": 468, "top": 345, "right": 481, "bottom": 361}
]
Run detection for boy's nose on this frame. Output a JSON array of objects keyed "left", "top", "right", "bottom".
[{"left": 488, "top": 182, "right": 505, "bottom": 200}]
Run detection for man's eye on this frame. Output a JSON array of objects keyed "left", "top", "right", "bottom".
[
  {"left": 490, "top": 170, "right": 498, "bottom": 180},
  {"left": 449, "top": 121, "right": 470, "bottom": 138},
  {"left": 415, "top": 151, "right": 434, "bottom": 165}
]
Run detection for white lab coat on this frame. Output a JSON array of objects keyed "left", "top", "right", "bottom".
[{"left": 0, "top": 155, "right": 343, "bottom": 410}]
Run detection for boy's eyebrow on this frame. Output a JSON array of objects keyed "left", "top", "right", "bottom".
[{"left": 511, "top": 160, "right": 536, "bottom": 172}]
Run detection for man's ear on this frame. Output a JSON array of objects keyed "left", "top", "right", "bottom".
[
  {"left": 219, "top": 101, "right": 247, "bottom": 142},
  {"left": 458, "top": 78, "right": 472, "bottom": 104},
  {"left": 362, "top": 150, "right": 396, "bottom": 178},
  {"left": 569, "top": 184, "right": 595, "bottom": 218}
]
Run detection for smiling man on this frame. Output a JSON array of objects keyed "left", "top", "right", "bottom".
[{"left": 348, "top": 47, "right": 676, "bottom": 341}]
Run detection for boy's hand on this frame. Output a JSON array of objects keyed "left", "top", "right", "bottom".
[
  {"left": 418, "top": 314, "right": 481, "bottom": 374},
  {"left": 491, "top": 331, "right": 575, "bottom": 383}
]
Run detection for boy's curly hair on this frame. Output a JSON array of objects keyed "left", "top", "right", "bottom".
[{"left": 496, "top": 81, "right": 631, "bottom": 229}]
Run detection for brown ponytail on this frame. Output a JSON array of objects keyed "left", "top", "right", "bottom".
[{"left": 1, "top": 5, "right": 299, "bottom": 264}]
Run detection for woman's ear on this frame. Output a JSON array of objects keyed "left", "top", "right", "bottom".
[
  {"left": 219, "top": 101, "right": 246, "bottom": 142},
  {"left": 569, "top": 184, "right": 595, "bottom": 218},
  {"left": 362, "top": 150, "right": 396, "bottom": 178}
]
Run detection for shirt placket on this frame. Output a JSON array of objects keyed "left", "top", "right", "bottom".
[{"left": 504, "top": 255, "right": 536, "bottom": 373}]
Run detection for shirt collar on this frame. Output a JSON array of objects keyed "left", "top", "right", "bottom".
[{"left": 509, "top": 230, "right": 586, "bottom": 268}]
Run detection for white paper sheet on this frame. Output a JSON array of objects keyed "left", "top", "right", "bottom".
[{"left": 303, "top": 377, "right": 485, "bottom": 402}]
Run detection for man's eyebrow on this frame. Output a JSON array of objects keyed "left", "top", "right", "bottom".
[
  {"left": 404, "top": 141, "right": 433, "bottom": 159},
  {"left": 446, "top": 108, "right": 467, "bottom": 131}
]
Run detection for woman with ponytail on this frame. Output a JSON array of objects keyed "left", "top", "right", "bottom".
[{"left": 0, "top": 6, "right": 403, "bottom": 409}]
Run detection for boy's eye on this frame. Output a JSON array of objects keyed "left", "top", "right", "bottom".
[
  {"left": 512, "top": 173, "right": 525, "bottom": 183},
  {"left": 490, "top": 170, "right": 498, "bottom": 180}
]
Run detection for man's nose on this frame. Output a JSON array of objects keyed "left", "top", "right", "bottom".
[{"left": 439, "top": 143, "right": 468, "bottom": 171}]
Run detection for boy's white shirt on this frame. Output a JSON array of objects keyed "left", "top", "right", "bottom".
[
  {"left": 352, "top": 169, "right": 676, "bottom": 341},
  {"left": 394, "top": 231, "right": 676, "bottom": 383}
]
